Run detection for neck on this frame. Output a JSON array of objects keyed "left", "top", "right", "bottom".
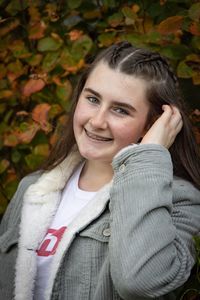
[{"left": 79, "top": 160, "right": 113, "bottom": 192}]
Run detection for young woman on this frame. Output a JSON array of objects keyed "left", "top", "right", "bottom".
[{"left": 0, "top": 41, "right": 200, "bottom": 300}]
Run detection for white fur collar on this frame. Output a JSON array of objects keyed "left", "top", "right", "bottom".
[{"left": 14, "top": 149, "right": 112, "bottom": 300}]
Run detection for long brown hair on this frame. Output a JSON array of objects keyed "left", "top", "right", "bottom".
[{"left": 43, "top": 41, "right": 200, "bottom": 189}]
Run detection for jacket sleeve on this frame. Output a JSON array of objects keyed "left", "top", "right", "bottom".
[{"left": 109, "top": 144, "right": 200, "bottom": 299}]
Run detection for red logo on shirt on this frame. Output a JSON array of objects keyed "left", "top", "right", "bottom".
[{"left": 37, "top": 226, "right": 67, "bottom": 256}]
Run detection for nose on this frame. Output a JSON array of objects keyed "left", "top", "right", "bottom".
[{"left": 89, "top": 108, "right": 108, "bottom": 130}]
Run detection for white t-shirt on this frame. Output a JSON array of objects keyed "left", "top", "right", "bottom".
[{"left": 34, "top": 163, "right": 97, "bottom": 300}]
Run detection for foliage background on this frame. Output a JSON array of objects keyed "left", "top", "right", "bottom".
[{"left": 0, "top": 0, "right": 200, "bottom": 298}]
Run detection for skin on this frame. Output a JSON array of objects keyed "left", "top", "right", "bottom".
[{"left": 73, "top": 62, "right": 183, "bottom": 191}]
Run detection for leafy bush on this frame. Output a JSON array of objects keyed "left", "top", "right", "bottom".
[{"left": 0, "top": 0, "right": 200, "bottom": 297}]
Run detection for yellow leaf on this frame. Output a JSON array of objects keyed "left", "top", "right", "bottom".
[{"left": 192, "top": 72, "right": 200, "bottom": 85}]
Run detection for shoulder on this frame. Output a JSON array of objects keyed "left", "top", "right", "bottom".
[{"left": 17, "top": 171, "right": 42, "bottom": 191}]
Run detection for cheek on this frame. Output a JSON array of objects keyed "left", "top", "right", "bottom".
[
  {"left": 73, "top": 102, "right": 86, "bottom": 128},
  {"left": 114, "top": 122, "right": 145, "bottom": 145}
]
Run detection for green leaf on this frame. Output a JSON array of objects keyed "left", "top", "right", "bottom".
[
  {"left": 108, "top": 12, "right": 124, "bottom": 27},
  {"left": 25, "top": 54, "right": 43, "bottom": 66},
  {"left": 191, "top": 36, "right": 200, "bottom": 50},
  {"left": 177, "top": 61, "right": 193, "bottom": 78},
  {"left": 4, "top": 179, "right": 19, "bottom": 199},
  {"left": 98, "top": 32, "right": 116, "bottom": 47},
  {"left": 121, "top": 7, "right": 137, "bottom": 20},
  {"left": 160, "top": 45, "right": 190, "bottom": 60},
  {"left": 11, "top": 150, "right": 21, "bottom": 163},
  {"left": 9, "top": 40, "right": 31, "bottom": 59},
  {"left": 120, "top": 33, "right": 144, "bottom": 48},
  {"left": 37, "top": 37, "right": 63, "bottom": 52},
  {"left": 7, "top": 59, "right": 24, "bottom": 76},
  {"left": 0, "top": 192, "right": 8, "bottom": 216},
  {"left": 25, "top": 153, "right": 45, "bottom": 170},
  {"left": 67, "top": 0, "right": 82, "bottom": 9},
  {"left": 146, "top": 31, "right": 162, "bottom": 44},
  {"left": 0, "top": 103, "right": 6, "bottom": 114},
  {"left": 189, "top": 3, "right": 200, "bottom": 22},
  {"left": 6, "top": 0, "right": 29, "bottom": 16},
  {"left": 56, "top": 80, "right": 73, "bottom": 109},
  {"left": 33, "top": 144, "right": 49, "bottom": 156},
  {"left": 42, "top": 51, "right": 60, "bottom": 71},
  {"left": 0, "top": 159, "right": 10, "bottom": 174},
  {"left": 48, "top": 104, "right": 63, "bottom": 119},
  {"left": 71, "top": 35, "right": 93, "bottom": 59},
  {"left": 101, "top": 0, "right": 117, "bottom": 8}
]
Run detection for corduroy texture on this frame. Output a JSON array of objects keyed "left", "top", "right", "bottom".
[{"left": 0, "top": 144, "right": 200, "bottom": 300}]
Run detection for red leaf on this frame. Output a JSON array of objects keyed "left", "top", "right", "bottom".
[{"left": 22, "top": 78, "right": 45, "bottom": 97}]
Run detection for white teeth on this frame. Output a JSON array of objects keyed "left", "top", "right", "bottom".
[{"left": 85, "top": 129, "right": 112, "bottom": 141}]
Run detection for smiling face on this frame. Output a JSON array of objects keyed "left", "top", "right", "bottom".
[{"left": 73, "top": 62, "right": 150, "bottom": 164}]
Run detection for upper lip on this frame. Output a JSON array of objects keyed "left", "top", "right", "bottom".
[{"left": 84, "top": 129, "right": 113, "bottom": 141}]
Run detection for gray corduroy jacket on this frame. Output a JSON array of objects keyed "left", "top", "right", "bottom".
[{"left": 0, "top": 144, "right": 200, "bottom": 300}]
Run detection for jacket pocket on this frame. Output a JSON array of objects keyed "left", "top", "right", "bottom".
[
  {"left": 0, "top": 228, "right": 18, "bottom": 253},
  {"left": 79, "top": 219, "right": 111, "bottom": 243}
]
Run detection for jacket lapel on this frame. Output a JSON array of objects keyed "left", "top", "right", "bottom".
[
  {"left": 45, "top": 181, "right": 112, "bottom": 300},
  {"left": 15, "top": 149, "right": 83, "bottom": 300}
]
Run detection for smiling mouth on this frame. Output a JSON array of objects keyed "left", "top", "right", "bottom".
[{"left": 84, "top": 129, "right": 113, "bottom": 142}]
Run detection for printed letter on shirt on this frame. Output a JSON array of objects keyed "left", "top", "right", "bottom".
[{"left": 37, "top": 226, "right": 67, "bottom": 256}]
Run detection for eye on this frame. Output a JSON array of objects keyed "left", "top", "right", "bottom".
[
  {"left": 86, "top": 96, "right": 99, "bottom": 104},
  {"left": 113, "top": 107, "right": 129, "bottom": 115}
]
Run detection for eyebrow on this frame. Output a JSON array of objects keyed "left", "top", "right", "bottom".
[{"left": 83, "top": 87, "right": 137, "bottom": 112}]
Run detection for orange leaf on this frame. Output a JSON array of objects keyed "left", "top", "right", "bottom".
[
  {"left": 0, "top": 19, "right": 20, "bottom": 37},
  {"left": 3, "top": 133, "right": 19, "bottom": 147},
  {"left": 29, "top": 21, "right": 46, "bottom": 40},
  {"left": 22, "top": 78, "right": 45, "bottom": 97},
  {"left": 157, "top": 16, "right": 183, "bottom": 34},
  {"left": 0, "top": 90, "right": 13, "bottom": 99},
  {"left": 68, "top": 29, "right": 83, "bottom": 41},
  {"left": 32, "top": 103, "right": 51, "bottom": 132},
  {"left": 15, "top": 122, "right": 40, "bottom": 144},
  {"left": 132, "top": 4, "right": 140, "bottom": 13},
  {"left": 189, "top": 22, "right": 200, "bottom": 36}
]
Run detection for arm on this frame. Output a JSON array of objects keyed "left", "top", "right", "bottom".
[
  {"left": 109, "top": 105, "right": 199, "bottom": 299},
  {"left": 109, "top": 144, "right": 200, "bottom": 299}
]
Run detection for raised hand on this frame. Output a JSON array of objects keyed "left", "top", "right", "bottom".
[{"left": 141, "top": 105, "right": 183, "bottom": 149}]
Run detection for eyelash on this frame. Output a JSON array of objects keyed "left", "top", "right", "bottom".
[
  {"left": 86, "top": 96, "right": 99, "bottom": 104},
  {"left": 113, "top": 107, "right": 129, "bottom": 115},
  {"left": 86, "top": 96, "right": 129, "bottom": 116}
]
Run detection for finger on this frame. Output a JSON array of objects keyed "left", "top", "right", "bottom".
[
  {"left": 175, "top": 118, "right": 183, "bottom": 135},
  {"left": 169, "top": 106, "right": 182, "bottom": 128},
  {"left": 155, "top": 105, "right": 173, "bottom": 124}
]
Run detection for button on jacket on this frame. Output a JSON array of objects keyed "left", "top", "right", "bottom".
[{"left": 0, "top": 144, "right": 200, "bottom": 300}]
